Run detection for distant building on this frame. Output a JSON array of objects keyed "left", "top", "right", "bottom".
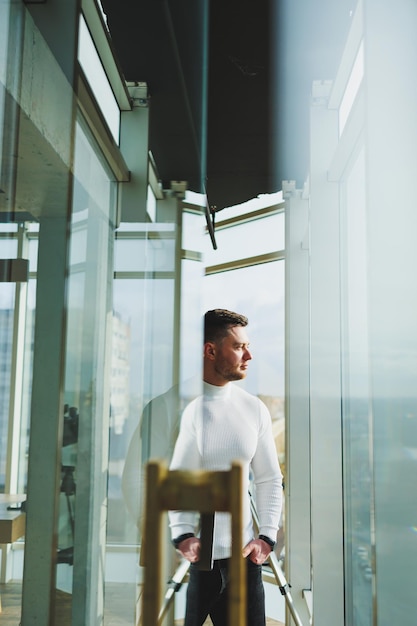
[{"left": 110, "top": 312, "right": 131, "bottom": 436}]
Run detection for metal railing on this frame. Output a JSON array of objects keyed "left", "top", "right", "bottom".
[
  {"left": 250, "top": 492, "right": 305, "bottom": 626},
  {"left": 157, "top": 493, "right": 306, "bottom": 626},
  {"left": 158, "top": 558, "right": 190, "bottom": 623}
]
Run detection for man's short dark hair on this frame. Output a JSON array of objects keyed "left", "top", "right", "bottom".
[{"left": 204, "top": 309, "right": 248, "bottom": 344}]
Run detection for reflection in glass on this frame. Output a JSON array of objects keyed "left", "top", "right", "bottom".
[
  {"left": 0, "top": 283, "right": 15, "bottom": 490},
  {"left": 56, "top": 116, "right": 116, "bottom": 625},
  {"left": 17, "top": 279, "right": 36, "bottom": 493},
  {"left": 110, "top": 275, "right": 176, "bottom": 542},
  {"left": 108, "top": 218, "right": 179, "bottom": 623}
]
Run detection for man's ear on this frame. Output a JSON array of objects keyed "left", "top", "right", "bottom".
[{"left": 204, "top": 341, "right": 216, "bottom": 360}]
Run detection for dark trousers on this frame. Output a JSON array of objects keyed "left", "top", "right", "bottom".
[{"left": 184, "top": 558, "right": 266, "bottom": 626}]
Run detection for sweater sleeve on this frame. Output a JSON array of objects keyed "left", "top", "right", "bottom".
[
  {"left": 168, "top": 400, "right": 202, "bottom": 539},
  {"left": 250, "top": 400, "right": 283, "bottom": 541}
]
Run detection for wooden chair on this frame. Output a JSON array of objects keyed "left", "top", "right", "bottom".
[{"left": 141, "top": 460, "right": 246, "bottom": 626}]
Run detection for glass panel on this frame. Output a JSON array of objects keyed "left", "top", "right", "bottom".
[
  {"left": 110, "top": 249, "right": 171, "bottom": 619},
  {"left": 27, "top": 237, "right": 38, "bottom": 273},
  {"left": 0, "top": 238, "right": 17, "bottom": 255},
  {"left": 182, "top": 208, "right": 204, "bottom": 253},
  {"left": 114, "top": 235, "right": 176, "bottom": 273},
  {"left": 340, "top": 147, "right": 374, "bottom": 625},
  {"left": 203, "top": 259, "right": 286, "bottom": 557},
  {"left": 55, "top": 116, "right": 117, "bottom": 624},
  {"left": 78, "top": 15, "right": 120, "bottom": 143},
  {"left": 0, "top": 0, "right": 20, "bottom": 204},
  {"left": 110, "top": 276, "right": 176, "bottom": 543},
  {"left": 203, "top": 212, "right": 285, "bottom": 267},
  {"left": 147, "top": 184, "right": 156, "bottom": 222},
  {"left": 0, "top": 283, "right": 15, "bottom": 490},
  {"left": 0, "top": 223, "right": 33, "bottom": 497},
  {"left": 17, "top": 279, "right": 36, "bottom": 493},
  {"left": 180, "top": 258, "right": 204, "bottom": 385},
  {"left": 339, "top": 41, "right": 364, "bottom": 136},
  {"left": 110, "top": 207, "right": 205, "bottom": 622}
]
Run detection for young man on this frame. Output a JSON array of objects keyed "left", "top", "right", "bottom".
[{"left": 169, "top": 309, "right": 283, "bottom": 626}]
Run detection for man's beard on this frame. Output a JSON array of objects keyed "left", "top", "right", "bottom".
[{"left": 214, "top": 360, "right": 246, "bottom": 382}]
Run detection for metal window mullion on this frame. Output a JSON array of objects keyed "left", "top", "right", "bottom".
[
  {"left": 115, "top": 230, "right": 176, "bottom": 240},
  {"left": 172, "top": 199, "right": 183, "bottom": 387},
  {"left": 205, "top": 250, "right": 284, "bottom": 275},
  {"left": 114, "top": 271, "right": 176, "bottom": 280},
  {"left": 207, "top": 202, "right": 285, "bottom": 233},
  {"left": 181, "top": 249, "right": 202, "bottom": 262}
]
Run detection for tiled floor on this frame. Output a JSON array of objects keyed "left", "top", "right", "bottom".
[
  {"left": 175, "top": 618, "right": 285, "bottom": 626},
  {"left": 0, "top": 581, "right": 284, "bottom": 625},
  {"left": 0, "top": 582, "right": 136, "bottom": 625}
]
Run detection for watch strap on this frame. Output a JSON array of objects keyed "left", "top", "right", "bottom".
[{"left": 172, "top": 532, "right": 195, "bottom": 549}]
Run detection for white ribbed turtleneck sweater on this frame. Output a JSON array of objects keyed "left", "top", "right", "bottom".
[{"left": 169, "top": 381, "right": 283, "bottom": 560}]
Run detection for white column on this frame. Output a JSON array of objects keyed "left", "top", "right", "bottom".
[{"left": 119, "top": 82, "right": 150, "bottom": 223}]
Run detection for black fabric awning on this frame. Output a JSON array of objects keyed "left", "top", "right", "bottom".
[
  {"left": 101, "top": 0, "right": 352, "bottom": 211},
  {"left": 100, "top": 0, "right": 276, "bottom": 212}
]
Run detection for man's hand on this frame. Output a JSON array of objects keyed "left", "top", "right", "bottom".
[
  {"left": 242, "top": 538, "right": 272, "bottom": 564},
  {"left": 176, "top": 537, "right": 201, "bottom": 563}
]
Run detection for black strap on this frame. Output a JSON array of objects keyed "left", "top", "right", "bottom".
[
  {"left": 197, "top": 513, "right": 215, "bottom": 571},
  {"left": 172, "top": 532, "right": 195, "bottom": 549},
  {"left": 259, "top": 534, "right": 275, "bottom": 550}
]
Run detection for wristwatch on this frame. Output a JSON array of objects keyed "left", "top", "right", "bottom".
[
  {"left": 258, "top": 534, "right": 275, "bottom": 551},
  {"left": 172, "top": 533, "right": 195, "bottom": 549}
]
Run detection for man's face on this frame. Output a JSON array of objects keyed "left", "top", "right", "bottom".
[{"left": 212, "top": 325, "right": 253, "bottom": 383}]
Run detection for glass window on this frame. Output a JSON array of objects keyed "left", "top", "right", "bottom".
[
  {"left": 340, "top": 147, "right": 374, "bottom": 625},
  {"left": 147, "top": 184, "right": 156, "bottom": 222},
  {"left": 339, "top": 41, "right": 364, "bottom": 136},
  {"left": 78, "top": 15, "right": 120, "bottom": 143},
  {"left": 55, "top": 116, "right": 117, "bottom": 624},
  {"left": 114, "top": 235, "right": 176, "bottom": 274},
  {"left": 0, "top": 237, "right": 17, "bottom": 257},
  {"left": 27, "top": 237, "right": 38, "bottom": 273},
  {"left": 111, "top": 216, "right": 181, "bottom": 545},
  {"left": 180, "top": 258, "right": 204, "bottom": 385},
  {"left": 0, "top": 224, "right": 33, "bottom": 494},
  {"left": 203, "top": 261, "right": 285, "bottom": 399},
  {"left": 203, "top": 258, "right": 286, "bottom": 560},
  {"left": 182, "top": 207, "right": 205, "bottom": 253},
  {"left": 204, "top": 210, "right": 285, "bottom": 268},
  {"left": 110, "top": 200, "right": 205, "bottom": 621},
  {"left": 0, "top": 283, "right": 15, "bottom": 490},
  {"left": 17, "top": 279, "right": 36, "bottom": 493}
]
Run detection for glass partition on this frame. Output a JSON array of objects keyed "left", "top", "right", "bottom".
[
  {"left": 111, "top": 272, "right": 177, "bottom": 544},
  {"left": 340, "top": 146, "right": 374, "bottom": 625},
  {"left": 108, "top": 197, "right": 205, "bottom": 623},
  {"left": 0, "top": 281, "right": 15, "bottom": 489},
  {"left": 203, "top": 207, "right": 286, "bottom": 563},
  {"left": 17, "top": 278, "right": 36, "bottom": 493},
  {"left": 54, "top": 115, "right": 117, "bottom": 626}
]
